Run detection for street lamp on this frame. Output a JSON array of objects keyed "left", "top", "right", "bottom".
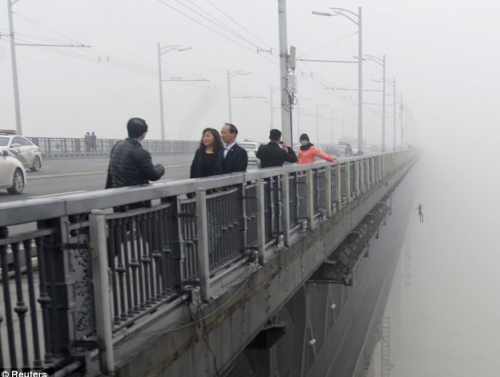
[
  {"left": 158, "top": 44, "right": 192, "bottom": 141},
  {"left": 296, "top": 97, "right": 314, "bottom": 140},
  {"left": 316, "top": 104, "right": 330, "bottom": 142},
  {"left": 227, "top": 70, "right": 252, "bottom": 123},
  {"left": 373, "top": 78, "right": 397, "bottom": 151},
  {"left": 366, "top": 55, "right": 386, "bottom": 152},
  {"left": 313, "top": 7, "right": 363, "bottom": 154}
]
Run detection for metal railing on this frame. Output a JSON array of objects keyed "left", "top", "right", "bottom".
[
  {"left": 27, "top": 137, "right": 198, "bottom": 156},
  {"left": 0, "top": 149, "right": 418, "bottom": 375}
]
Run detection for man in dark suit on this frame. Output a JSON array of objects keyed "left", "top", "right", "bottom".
[
  {"left": 216, "top": 123, "right": 248, "bottom": 174},
  {"left": 256, "top": 129, "right": 297, "bottom": 168}
]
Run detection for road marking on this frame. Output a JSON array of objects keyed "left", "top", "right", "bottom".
[
  {"left": 29, "top": 165, "right": 189, "bottom": 179},
  {"left": 31, "top": 190, "right": 88, "bottom": 199}
]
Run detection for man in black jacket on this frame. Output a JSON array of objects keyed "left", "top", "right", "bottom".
[
  {"left": 256, "top": 129, "right": 297, "bottom": 168},
  {"left": 107, "top": 118, "right": 165, "bottom": 188},
  {"left": 216, "top": 123, "right": 248, "bottom": 174}
]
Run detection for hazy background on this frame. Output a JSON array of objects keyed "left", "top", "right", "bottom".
[
  {"left": 2, "top": 1, "right": 500, "bottom": 375},
  {"left": 1, "top": 0, "right": 499, "bottom": 147}
]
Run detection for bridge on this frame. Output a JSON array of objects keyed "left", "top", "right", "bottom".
[{"left": 0, "top": 149, "right": 418, "bottom": 376}]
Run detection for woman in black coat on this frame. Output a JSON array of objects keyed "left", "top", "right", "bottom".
[{"left": 190, "top": 128, "right": 223, "bottom": 178}]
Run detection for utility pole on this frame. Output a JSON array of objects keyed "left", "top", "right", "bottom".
[
  {"left": 157, "top": 43, "right": 166, "bottom": 141},
  {"left": 316, "top": 104, "right": 319, "bottom": 141},
  {"left": 406, "top": 104, "right": 410, "bottom": 147},
  {"left": 227, "top": 69, "right": 233, "bottom": 123},
  {"left": 270, "top": 86, "right": 274, "bottom": 129},
  {"left": 227, "top": 70, "right": 251, "bottom": 123},
  {"left": 381, "top": 55, "right": 386, "bottom": 152},
  {"left": 331, "top": 108, "right": 334, "bottom": 145},
  {"left": 7, "top": 0, "right": 22, "bottom": 134},
  {"left": 357, "top": 7, "right": 363, "bottom": 154},
  {"left": 400, "top": 93, "right": 404, "bottom": 149},
  {"left": 157, "top": 45, "right": 205, "bottom": 140},
  {"left": 393, "top": 79, "right": 396, "bottom": 151},
  {"left": 278, "top": 0, "right": 293, "bottom": 144}
]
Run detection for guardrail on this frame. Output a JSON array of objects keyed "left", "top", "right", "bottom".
[
  {"left": 26, "top": 137, "right": 198, "bottom": 157},
  {"left": 0, "top": 149, "right": 418, "bottom": 375}
]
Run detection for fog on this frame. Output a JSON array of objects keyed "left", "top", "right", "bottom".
[{"left": 2, "top": 0, "right": 500, "bottom": 375}]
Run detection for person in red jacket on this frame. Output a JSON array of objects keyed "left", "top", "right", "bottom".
[{"left": 297, "top": 133, "right": 337, "bottom": 164}]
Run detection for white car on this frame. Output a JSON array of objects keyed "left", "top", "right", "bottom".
[
  {"left": 0, "top": 151, "right": 27, "bottom": 194},
  {"left": 239, "top": 141, "right": 261, "bottom": 164},
  {"left": 0, "top": 130, "right": 43, "bottom": 171}
]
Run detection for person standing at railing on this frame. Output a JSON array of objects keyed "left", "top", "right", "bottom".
[
  {"left": 297, "top": 133, "right": 337, "bottom": 164},
  {"left": 105, "top": 118, "right": 165, "bottom": 191},
  {"left": 216, "top": 123, "right": 248, "bottom": 174},
  {"left": 345, "top": 143, "right": 354, "bottom": 157},
  {"left": 84, "top": 132, "right": 91, "bottom": 152},
  {"left": 90, "top": 132, "right": 98, "bottom": 152},
  {"left": 256, "top": 129, "right": 297, "bottom": 168},
  {"left": 190, "top": 128, "right": 223, "bottom": 178}
]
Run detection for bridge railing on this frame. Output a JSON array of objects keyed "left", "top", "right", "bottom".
[
  {"left": 0, "top": 149, "right": 418, "bottom": 374},
  {"left": 27, "top": 137, "right": 198, "bottom": 156}
]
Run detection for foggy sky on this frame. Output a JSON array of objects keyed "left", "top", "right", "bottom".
[
  {"left": 1, "top": 0, "right": 499, "bottom": 147},
  {"left": 1, "top": 2, "right": 500, "bottom": 375}
]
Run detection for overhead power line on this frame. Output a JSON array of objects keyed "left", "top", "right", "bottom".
[
  {"left": 154, "top": 0, "right": 278, "bottom": 66},
  {"left": 203, "top": 0, "right": 275, "bottom": 50}
]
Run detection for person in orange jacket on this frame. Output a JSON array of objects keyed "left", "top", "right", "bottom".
[{"left": 297, "top": 133, "right": 337, "bottom": 164}]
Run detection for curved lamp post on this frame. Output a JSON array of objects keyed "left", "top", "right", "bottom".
[{"left": 312, "top": 7, "right": 363, "bottom": 154}]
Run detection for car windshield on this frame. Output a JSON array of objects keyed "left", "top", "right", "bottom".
[
  {"left": 0, "top": 137, "right": 10, "bottom": 147},
  {"left": 239, "top": 143, "right": 258, "bottom": 151}
]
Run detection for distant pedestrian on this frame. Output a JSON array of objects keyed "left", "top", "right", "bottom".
[
  {"left": 106, "top": 118, "right": 165, "bottom": 191},
  {"left": 417, "top": 204, "right": 424, "bottom": 223},
  {"left": 297, "top": 133, "right": 337, "bottom": 164},
  {"left": 190, "top": 128, "right": 223, "bottom": 178},
  {"left": 215, "top": 123, "right": 248, "bottom": 174},
  {"left": 90, "top": 132, "right": 97, "bottom": 152},
  {"left": 256, "top": 129, "right": 297, "bottom": 168},
  {"left": 345, "top": 143, "right": 353, "bottom": 157},
  {"left": 84, "top": 132, "right": 91, "bottom": 152}
]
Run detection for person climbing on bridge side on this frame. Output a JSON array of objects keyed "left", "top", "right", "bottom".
[
  {"left": 297, "top": 133, "right": 337, "bottom": 164},
  {"left": 417, "top": 203, "right": 424, "bottom": 223}
]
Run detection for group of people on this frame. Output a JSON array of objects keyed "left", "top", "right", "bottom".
[
  {"left": 189, "top": 125, "right": 337, "bottom": 179},
  {"left": 105, "top": 118, "right": 338, "bottom": 192},
  {"left": 84, "top": 131, "right": 98, "bottom": 152}
]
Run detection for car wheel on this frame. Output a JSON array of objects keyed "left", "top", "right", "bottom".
[
  {"left": 7, "top": 168, "right": 25, "bottom": 195},
  {"left": 31, "top": 156, "right": 41, "bottom": 172}
]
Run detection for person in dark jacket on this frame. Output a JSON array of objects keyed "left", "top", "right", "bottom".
[
  {"left": 215, "top": 123, "right": 248, "bottom": 174},
  {"left": 106, "top": 118, "right": 165, "bottom": 189},
  {"left": 256, "top": 129, "right": 297, "bottom": 168},
  {"left": 90, "top": 132, "right": 97, "bottom": 152},
  {"left": 190, "top": 128, "right": 223, "bottom": 178}
]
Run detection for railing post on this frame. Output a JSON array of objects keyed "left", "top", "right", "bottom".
[
  {"left": 346, "top": 162, "right": 352, "bottom": 204},
  {"left": 336, "top": 165, "right": 342, "bottom": 211},
  {"left": 370, "top": 158, "right": 375, "bottom": 186},
  {"left": 306, "top": 170, "right": 315, "bottom": 231},
  {"left": 281, "top": 173, "right": 291, "bottom": 247},
  {"left": 359, "top": 159, "right": 365, "bottom": 193},
  {"left": 256, "top": 179, "right": 266, "bottom": 264},
  {"left": 325, "top": 167, "right": 332, "bottom": 219},
  {"left": 89, "top": 210, "right": 114, "bottom": 375},
  {"left": 195, "top": 189, "right": 211, "bottom": 302},
  {"left": 354, "top": 161, "right": 360, "bottom": 197}
]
